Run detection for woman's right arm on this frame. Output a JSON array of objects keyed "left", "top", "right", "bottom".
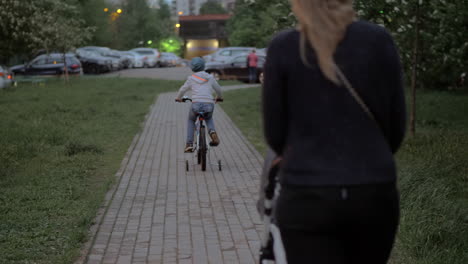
[
  {"left": 380, "top": 31, "right": 407, "bottom": 153},
  {"left": 262, "top": 37, "right": 288, "bottom": 155}
]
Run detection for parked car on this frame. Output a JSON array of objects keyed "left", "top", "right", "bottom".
[
  {"left": 159, "top": 52, "right": 182, "bottom": 67},
  {"left": 10, "top": 53, "right": 82, "bottom": 76},
  {"left": 81, "top": 46, "right": 122, "bottom": 70},
  {"left": 205, "top": 54, "right": 266, "bottom": 83},
  {"left": 76, "top": 49, "right": 112, "bottom": 74},
  {"left": 203, "top": 47, "right": 254, "bottom": 63},
  {"left": 130, "top": 48, "right": 161, "bottom": 68},
  {"left": 108, "top": 50, "right": 131, "bottom": 69},
  {"left": 0, "top": 65, "right": 14, "bottom": 89},
  {"left": 119, "top": 51, "right": 137, "bottom": 68},
  {"left": 124, "top": 51, "right": 146, "bottom": 68}
]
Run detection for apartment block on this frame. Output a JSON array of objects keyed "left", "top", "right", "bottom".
[{"left": 171, "top": 0, "right": 236, "bottom": 16}]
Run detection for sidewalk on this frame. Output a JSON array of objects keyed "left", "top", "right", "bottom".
[{"left": 80, "top": 86, "right": 264, "bottom": 264}]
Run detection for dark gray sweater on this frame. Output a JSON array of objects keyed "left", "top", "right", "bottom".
[{"left": 262, "top": 21, "right": 406, "bottom": 186}]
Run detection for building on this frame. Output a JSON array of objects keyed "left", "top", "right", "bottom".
[
  {"left": 105, "top": 0, "right": 160, "bottom": 8},
  {"left": 171, "top": 0, "right": 236, "bottom": 16},
  {"left": 222, "top": 0, "right": 236, "bottom": 11},
  {"left": 178, "top": 14, "right": 231, "bottom": 59}
]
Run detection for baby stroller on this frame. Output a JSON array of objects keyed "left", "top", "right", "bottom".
[{"left": 258, "top": 149, "right": 287, "bottom": 264}]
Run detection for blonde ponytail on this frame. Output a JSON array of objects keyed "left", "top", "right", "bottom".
[{"left": 291, "top": 0, "right": 356, "bottom": 84}]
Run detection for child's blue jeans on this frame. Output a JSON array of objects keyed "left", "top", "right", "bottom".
[{"left": 187, "top": 102, "right": 215, "bottom": 144}]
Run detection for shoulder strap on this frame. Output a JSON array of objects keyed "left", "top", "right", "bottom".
[{"left": 335, "top": 66, "right": 376, "bottom": 122}]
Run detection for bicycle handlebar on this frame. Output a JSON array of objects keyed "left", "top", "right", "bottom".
[{"left": 175, "top": 97, "right": 224, "bottom": 103}]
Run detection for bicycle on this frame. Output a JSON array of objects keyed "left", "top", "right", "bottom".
[{"left": 177, "top": 96, "right": 223, "bottom": 172}]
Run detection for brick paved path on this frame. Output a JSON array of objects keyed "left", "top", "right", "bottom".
[{"left": 82, "top": 86, "right": 264, "bottom": 264}]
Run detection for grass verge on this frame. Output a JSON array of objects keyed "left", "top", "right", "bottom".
[
  {"left": 221, "top": 86, "right": 266, "bottom": 154},
  {"left": 222, "top": 87, "right": 468, "bottom": 264},
  {"left": 0, "top": 78, "right": 180, "bottom": 263}
]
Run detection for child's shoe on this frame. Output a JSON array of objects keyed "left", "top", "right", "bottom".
[
  {"left": 184, "top": 143, "right": 194, "bottom": 153},
  {"left": 209, "top": 131, "right": 220, "bottom": 146}
]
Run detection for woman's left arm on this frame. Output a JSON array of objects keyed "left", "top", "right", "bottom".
[{"left": 262, "top": 39, "right": 288, "bottom": 155}]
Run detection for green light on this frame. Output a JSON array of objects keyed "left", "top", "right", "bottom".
[
  {"left": 159, "top": 38, "right": 182, "bottom": 54},
  {"left": 147, "top": 40, "right": 153, "bottom": 45},
  {"left": 379, "top": 10, "right": 384, "bottom": 14}
]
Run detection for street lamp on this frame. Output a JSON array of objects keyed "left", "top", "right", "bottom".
[
  {"left": 117, "top": 9, "right": 123, "bottom": 14},
  {"left": 178, "top": 11, "right": 184, "bottom": 15},
  {"left": 104, "top": 8, "right": 109, "bottom": 12},
  {"left": 175, "top": 23, "right": 181, "bottom": 28}
]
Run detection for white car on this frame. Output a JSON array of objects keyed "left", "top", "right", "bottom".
[
  {"left": 0, "top": 65, "right": 14, "bottom": 89},
  {"left": 124, "top": 51, "right": 146, "bottom": 68},
  {"left": 130, "top": 48, "right": 161, "bottom": 68},
  {"left": 120, "top": 51, "right": 138, "bottom": 68}
]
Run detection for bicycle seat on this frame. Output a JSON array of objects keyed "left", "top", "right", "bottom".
[{"left": 196, "top": 111, "right": 207, "bottom": 119}]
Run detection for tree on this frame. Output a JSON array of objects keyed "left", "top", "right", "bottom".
[
  {"left": 115, "top": 0, "right": 175, "bottom": 50},
  {"left": 0, "top": 0, "right": 93, "bottom": 65},
  {"left": 200, "top": 0, "right": 228, "bottom": 15},
  {"left": 227, "top": 0, "right": 295, "bottom": 47},
  {"left": 30, "top": 0, "right": 92, "bottom": 81},
  {"left": 0, "top": 0, "right": 49, "bottom": 63},
  {"left": 80, "top": 0, "right": 113, "bottom": 47},
  {"left": 355, "top": 0, "right": 468, "bottom": 134}
]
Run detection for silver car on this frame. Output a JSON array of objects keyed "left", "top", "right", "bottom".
[
  {"left": 203, "top": 47, "right": 254, "bottom": 63},
  {"left": 130, "top": 48, "right": 161, "bottom": 68}
]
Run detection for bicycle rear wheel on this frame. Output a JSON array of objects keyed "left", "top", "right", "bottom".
[{"left": 200, "top": 126, "right": 207, "bottom": 171}]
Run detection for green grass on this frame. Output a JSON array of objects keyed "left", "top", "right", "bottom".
[
  {"left": 221, "top": 87, "right": 266, "bottom": 154},
  {"left": 222, "top": 87, "right": 468, "bottom": 264},
  {"left": 0, "top": 78, "right": 180, "bottom": 263}
]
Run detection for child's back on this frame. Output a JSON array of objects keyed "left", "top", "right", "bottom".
[{"left": 176, "top": 71, "right": 222, "bottom": 103}]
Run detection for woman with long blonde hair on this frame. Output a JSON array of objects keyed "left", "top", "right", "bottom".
[{"left": 262, "top": 0, "right": 406, "bottom": 263}]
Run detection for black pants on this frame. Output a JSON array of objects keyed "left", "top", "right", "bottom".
[
  {"left": 248, "top": 67, "right": 257, "bottom": 83},
  {"left": 275, "top": 183, "right": 399, "bottom": 264}
]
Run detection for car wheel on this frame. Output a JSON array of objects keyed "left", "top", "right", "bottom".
[
  {"left": 210, "top": 71, "right": 221, "bottom": 81},
  {"left": 90, "top": 65, "right": 98, "bottom": 74},
  {"left": 259, "top": 72, "right": 264, "bottom": 84}
]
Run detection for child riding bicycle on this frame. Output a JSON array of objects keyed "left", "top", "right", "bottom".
[{"left": 175, "top": 57, "right": 223, "bottom": 153}]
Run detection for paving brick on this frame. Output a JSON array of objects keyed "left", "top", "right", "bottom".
[{"left": 82, "top": 87, "right": 264, "bottom": 263}]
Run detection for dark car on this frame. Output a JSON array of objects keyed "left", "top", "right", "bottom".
[
  {"left": 205, "top": 55, "right": 266, "bottom": 83},
  {"left": 11, "top": 53, "right": 82, "bottom": 76},
  {"left": 76, "top": 49, "right": 112, "bottom": 74}
]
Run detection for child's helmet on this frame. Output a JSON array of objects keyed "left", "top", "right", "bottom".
[{"left": 190, "top": 57, "right": 205, "bottom": 72}]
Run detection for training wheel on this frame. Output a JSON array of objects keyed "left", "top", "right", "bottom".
[
  {"left": 186, "top": 160, "right": 189, "bottom": 172},
  {"left": 218, "top": 160, "right": 222, "bottom": 171}
]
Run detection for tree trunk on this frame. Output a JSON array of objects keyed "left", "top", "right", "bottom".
[{"left": 409, "top": 2, "right": 420, "bottom": 137}]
